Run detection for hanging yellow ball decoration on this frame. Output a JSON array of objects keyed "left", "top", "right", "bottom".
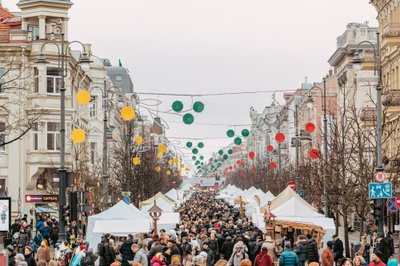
[
  {"left": 166, "top": 170, "right": 171, "bottom": 176},
  {"left": 159, "top": 144, "right": 167, "bottom": 153},
  {"left": 71, "top": 128, "right": 86, "bottom": 143},
  {"left": 180, "top": 164, "right": 185, "bottom": 169},
  {"left": 132, "top": 157, "right": 141, "bottom": 165},
  {"left": 168, "top": 160, "right": 173, "bottom": 165},
  {"left": 186, "top": 168, "right": 190, "bottom": 171},
  {"left": 157, "top": 152, "right": 163, "bottom": 159},
  {"left": 135, "top": 136, "right": 143, "bottom": 145},
  {"left": 173, "top": 157, "right": 179, "bottom": 164},
  {"left": 76, "top": 90, "right": 91, "bottom": 105},
  {"left": 155, "top": 166, "right": 161, "bottom": 172},
  {"left": 121, "top": 106, "right": 136, "bottom": 121}
]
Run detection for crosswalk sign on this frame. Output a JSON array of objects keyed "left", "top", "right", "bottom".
[{"left": 369, "top": 182, "right": 392, "bottom": 199}]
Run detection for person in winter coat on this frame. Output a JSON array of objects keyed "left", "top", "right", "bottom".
[
  {"left": 306, "top": 234, "right": 320, "bottom": 263},
  {"left": 220, "top": 236, "right": 234, "bottom": 260},
  {"left": 254, "top": 244, "right": 273, "bottom": 266},
  {"left": 333, "top": 234, "right": 344, "bottom": 265},
  {"left": 151, "top": 253, "right": 167, "bottom": 266},
  {"left": 98, "top": 234, "right": 113, "bottom": 266},
  {"left": 24, "top": 246, "right": 36, "bottom": 266},
  {"left": 368, "top": 251, "right": 386, "bottom": 266},
  {"left": 228, "top": 242, "right": 248, "bottom": 266},
  {"left": 169, "top": 255, "right": 182, "bottom": 266},
  {"left": 36, "top": 240, "right": 50, "bottom": 263},
  {"left": 279, "top": 243, "right": 299, "bottom": 266},
  {"left": 194, "top": 255, "right": 206, "bottom": 266},
  {"left": 17, "top": 228, "right": 29, "bottom": 252},
  {"left": 375, "top": 234, "right": 390, "bottom": 264},
  {"left": 201, "top": 241, "right": 214, "bottom": 266},
  {"left": 7, "top": 245, "right": 16, "bottom": 266},
  {"left": 41, "top": 222, "right": 50, "bottom": 243},
  {"left": 81, "top": 247, "right": 98, "bottom": 266},
  {"left": 207, "top": 234, "right": 219, "bottom": 262},
  {"left": 149, "top": 241, "right": 164, "bottom": 261},
  {"left": 119, "top": 234, "right": 136, "bottom": 266},
  {"left": 321, "top": 241, "right": 335, "bottom": 266},
  {"left": 131, "top": 243, "right": 149, "bottom": 266},
  {"left": 50, "top": 223, "right": 59, "bottom": 248},
  {"left": 263, "top": 236, "right": 275, "bottom": 260},
  {"left": 14, "top": 253, "right": 28, "bottom": 266},
  {"left": 295, "top": 235, "right": 308, "bottom": 266}
]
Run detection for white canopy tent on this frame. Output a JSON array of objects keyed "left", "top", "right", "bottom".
[
  {"left": 157, "top": 212, "right": 181, "bottom": 232},
  {"left": 87, "top": 201, "right": 152, "bottom": 249},
  {"left": 165, "top": 189, "right": 185, "bottom": 204},
  {"left": 141, "top": 198, "right": 175, "bottom": 213},
  {"left": 245, "top": 191, "right": 275, "bottom": 217},
  {"left": 261, "top": 186, "right": 315, "bottom": 212}
]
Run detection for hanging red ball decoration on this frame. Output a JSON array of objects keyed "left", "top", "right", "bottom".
[
  {"left": 275, "top": 132, "right": 285, "bottom": 143},
  {"left": 305, "top": 122, "right": 316, "bottom": 133},
  {"left": 251, "top": 166, "right": 256, "bottom": 172},
  {"left": 249, "top": 151, "right": 255, "bottom": 160},
  {"left": 241, "top": 172, "right": 246, "bottom": 177},
  {"left": 269, "top": 162, "right": 277, "bottom": 169},
  {"left": 236, "top": 160, "right": 243, "bottom": 166},
  {"left": 267, "top": 145, "right": 274, "bottom": 152},
  {"left": 309, "top": 149, "right": 320, "bottom": 159}
]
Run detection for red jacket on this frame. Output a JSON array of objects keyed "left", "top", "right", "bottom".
[
  {"left": 368, "top": 260, "right": 386, "bottom": 266},
  {"left": 321, "top": 247, "right": 334, "bottom": 266},
  {"left": 254, "top": 251, "right": 273, "bottom": 266}
]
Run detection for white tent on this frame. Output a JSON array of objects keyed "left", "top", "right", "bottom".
[
  {"left": 245, "top": 191, "right": 275, "bottom": 217},
  {"left": 157, "top": 212, "right": 181, "bottom": 232},
  {"left": 165, "top": 189, "right": 184, "bottom": 203},
  {"left": 141, "top": 198, "right": 174, "bottom": 213},
  {"left": 261, "top": 186, "right": 315, "bottom": 212},
  {"left": 87, "top": 201, "right": 152, "bottom": 249},
  {"left": 272, "top": 198, "right": 324, "bottom": 218}
]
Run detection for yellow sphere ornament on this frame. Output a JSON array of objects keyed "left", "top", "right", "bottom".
[
  {"left": 157, "top": 152, "right": 163, "bottom": 159},
  {"left": 155, "top": 166, "right": 161, "bottom": 172},
  {"left": 132, "top": 157, "right": 141, "bottom": 165},
  {"left": 159, "top": 144, "right": 167, "bottom": 153},
  {"left": 76, "top": 90, "right": 91, "bottom": 105},
  {"left": 173, "top": 157, "right": 179, "bottom": 164},
  {"left": 166, "top": 170, "right": 171, "bottom": 176},
  {"left": 168, "top": 160, "right": 173, "bottom": 165},
  {"left": 135, "top": 136, "right": 143, "bottom": 145},
  {"left": 121, "top": 106, "right": 136, "bottom": 121},
  {"left": 71, "top": 128, "right": 86, "bottom": 143},
  {"left": 180, "top": 164, "right": 185, "bottom": 169},
  {"left": 186, "top": 168, "right": 190, "bottom": 171}
]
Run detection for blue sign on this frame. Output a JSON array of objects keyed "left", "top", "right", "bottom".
[
  {"left": 122, "top": 196, "right": 132, "bottom": 204},
  {"left": 387, "top": 198, "right": 398, "bottom": 213},
  {"left": 297, "top": 190, "right": 304, "bottom": 199},
  {"left": 369, "top": 182, "right": 393, "bottom": 199}
]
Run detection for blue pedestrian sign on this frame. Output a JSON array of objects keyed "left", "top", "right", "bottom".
[
  {"left": 122, "top": 196, "right": 132, "bottom": 204},
  {"left": 369, "top": 182, "right": 393, "bottom": 199}
]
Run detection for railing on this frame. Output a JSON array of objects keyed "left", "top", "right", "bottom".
[
  {"left": 382, "top": 22, "right": 400, "bottom": 38},
  {"left": 0, "top": 30, "right": 10, "bottom": 43}
]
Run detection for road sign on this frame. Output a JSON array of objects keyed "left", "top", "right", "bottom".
[
  {"left": 287, "top": 181, "right": 295, "bottom": 190},
  {"left": 297, "top": 190, "right": 304, "bottom": 199},
  {"left": 396, "top": 196, "right": 400, "bottom": 207},
  {"left": 122, "top": 196, "right": 131, "bottom": 204},
  {"left": 375, "top": 172, "right": 386, "bottom": 183},
  {"left": 369, "top": 182, "right": 393, "bottom": 199},
  {"left": 387, "top": 198, "right": 398, "bottom": 213}
]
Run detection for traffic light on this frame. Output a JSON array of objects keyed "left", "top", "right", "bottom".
[
  {"left": 370, "top": 199, "right": 383, "bottom": 222},
  {"left": 62, "top": 204, "right": 70, "bottom": 222}
]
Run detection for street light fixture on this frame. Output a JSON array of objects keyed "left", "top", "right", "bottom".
[
  {"left": 148, "top": 200, "right": 163, "bottom": 237},
  {"left": 352, "top": 32, "right": 384, "bottom": 235},
  {"left": 306, "top": 78, "right": 328, "bottom": 217},
  {"left": 36, "top": 33, "right": 92, "bottom": 242}
]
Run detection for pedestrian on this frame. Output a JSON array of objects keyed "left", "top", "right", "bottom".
[
  {"left": 169, "top": 255, "right": 182, "bottom": 266},
  {"left": 322, "top": 241, "right": 335, "bottom": 266},
  {"left": 254, "top": 243, "right": 273, "bottom": 266},
  {"left": 368, "top": 251, "right": 386, "bottom": 266},
  {"left": 353, "top": 255, "right": 366, "bottom": 266},
  {"left": 279, "top": 243, "right": 299, "bottom": 266},
  {"left": 220, "top": 236, "right": 234, "bottom": 260},
  {"left": 387, "top": 259, "right": 398, "bottom": 266},
  {"left": 131, "top": 243, "right": 149, "bottom": 266},
  {"left": 201, "top": 241, "right": 214, "bottom": 266},
  {"left": 333, "top": 234, "right": 344, "bottom": 265},
  {"left": 17, "top": 228, "right": 29, "bottom": 253},
  {"left": 194, "top": 255, "right": 206, "bottom": 266},
  {"left": 375, "top": 234, "right": 390, "bottom": 264},
  {"left": 50, "top": 223, "right": 59, "bottom": 248},
  {"left": 215, "top": 259, "right": 229, "bottom": 266},
  {"left": 207, "top": 234, "right": 219, "bottom": 261},
  {"left": 7, "top": 245, "right": 16, "bottom": 266},
  {"left": 148, "top": 241, "right": 164, "bottom": 262},
  {"left": 228, "top": 242, "right": 248, "bottom": 266},
  {"left": 98, "top": 233, "right": 113, "bottom": 266},
  {"left": 14, "top": 253, "right": 28, "bottom": 266},
  {"left": 81, "top": 247, "right": 98, "bottom": 266},
  {"left": 386, "top": 233, "right": 394, "bottom": 258},
  {"left": 23, "top": 246, "right": 36, "bottom": 266},
  {"left": 239, "top": 259, "right": 251, "bottom": 266},
  {"left": 295, "top": 235, "right": 308, "bottom": 266},
  {"left": 36, "top": 240, "right": 50, "bottom": 263},
  {"left": 306, "top": 234, "right": 320, "bottom": 263},
  {"left": 150, "top": 253, "right": 167, "bottom": 266}
]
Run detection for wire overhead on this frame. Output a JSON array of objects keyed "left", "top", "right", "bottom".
[{"left": 135, "top": 89, "right": 289, "bottom": 97}]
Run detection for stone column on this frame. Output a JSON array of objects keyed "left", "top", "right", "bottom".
[
  {"left": 62, "top": 17, "right": 69, "bottom": 40},
  {"left": 21, "top": 19, "right": 27, "bottom": 31},
  {"left": 38, "top": 16, "right": 46, "bottom": 39}
]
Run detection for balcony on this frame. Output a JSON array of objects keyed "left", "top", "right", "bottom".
[
  {"left": 383, "top": 90, "right": 400, "bottom": 107},
  {"left": 382, "top": 23, "right": 400, "bottom": 38},
  {"left": 360, "top": 107, "right": 376, "bottom": 122}
]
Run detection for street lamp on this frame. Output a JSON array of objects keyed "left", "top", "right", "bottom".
[
  {"left": 37, "top": 33, "right": 92, "bottom": 241},
  {"left": 305, "top": 77, "right": 328, "bottom": 217},
  {"left": 148, "top": 200, "right": 163, "bottom": 237},
  {"left": 352, "top": 32, "right": 384, "bottom": 235}
]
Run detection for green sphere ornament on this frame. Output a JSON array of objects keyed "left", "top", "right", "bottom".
[
  {"left": 186, "top": 141, "right": 193, "bottom": 148},
  {"left": 183, "top": 113, "right": 194, "bottom": 125},
  {"left": 198, "top": 142, "right": 204, "bottom": 148},
  {"left": 218, "top": 150, "right": 223, "bottom": 155},
  {"left": 241, "top": 129, "right": 250, "bottom": 137},
  {"left": 192, "top": 156, "right": 196, "bottom": 160},
  {"left": 226, "top": 130, "right": 235, "bottom": 138},
  {"left": 223, "top": 154, "right": 228, "bottom": 160},
  {"left": 193, "top": 101, "right": 205, "bottom": 113},
  {"left": 172, "top": 100, "right": 184, "bottom": 112},
  {"left": 234, "top": 137, "right": 242, "bottom": 145},
  {"left": 192, "top": 148, "right": 199, "bottom": 154},
  {"left": 228, "top": 149, "right": 233, "bottom": 155},
  {"left": 200, "top": 156, "right": 204, "bottom": 160}
]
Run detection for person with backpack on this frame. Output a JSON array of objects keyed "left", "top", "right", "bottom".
[
  {"left": 98, "top": 234, "right": 113, "bottom": 266},
  {"left": 81, "top": 247, "right": 98, "bottom": 266},
  {"left": 295, "top": 235, "right": 308, "bottom": 266},
  {"left": 306, "top": 234, "right": 320, "bottom": 263},
  {"left": 254, "top": 243, "right": 273, "bottom": 266}
]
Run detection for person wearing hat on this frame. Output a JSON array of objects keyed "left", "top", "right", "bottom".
[
  {"left": 228, "top": 242, "right": 248, "bottom": 266},
  {"left": 369, "top": 251, "right": 386, "bottom": 266},
  {"left": 201, "top": 241, "right": 214, "bottom": 266},
  {"left": 7, "top": 244, "right": 16, "bottom": 266},
  {"left": 278, "top": 243, "right": 298, "bottom": 266},
  {"left": 321, "top": 241, "right": 334, "bottom": 266},
  {"left": 15, "top": 253, "right": 28, "bottom": 266},
  {"left": 24, "top": 246, "right": 36, "bottom": 266}
]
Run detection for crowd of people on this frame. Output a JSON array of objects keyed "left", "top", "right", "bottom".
[{"left": 4, "top": 191, "right": 400, "bottom": 266}]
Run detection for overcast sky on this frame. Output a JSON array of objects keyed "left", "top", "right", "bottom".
[{"left": 4, "top": 0, "right": 377, "bottom": 171}]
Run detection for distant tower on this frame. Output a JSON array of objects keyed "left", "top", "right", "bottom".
[{"left": 17, "top": 0, "right": 73, "bottom": 41}]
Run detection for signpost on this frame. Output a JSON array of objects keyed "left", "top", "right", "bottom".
[
  {"left": 396, "top": 196, "right": 400, "bottom": 207},
  {"left": 387, "top": 198, "right": 398, "bottom": 213},
  {"left": 122, "top": 196, "right": 131, "bottom": 204},
  {"left": 368, "top": 183, "right": 393, "bottom": 199}
]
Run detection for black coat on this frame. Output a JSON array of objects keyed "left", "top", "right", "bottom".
[
  {"left": 221, "top": 241, "right": 234, "bottom": 260},
  {"left": 333, "top": 239, "right": 344, "bottom": 261},
  {"left": 25, "top": 253, "right": 37, "bottom": 266},
  {"left": 306, "top": 239, "right": 319, "bottom": 263},
  {"left": 119, "top": 239, "right": 135, "bottom": 266},
  {"left": 377, "top": 238, "right": 390, "bottom": 264}
]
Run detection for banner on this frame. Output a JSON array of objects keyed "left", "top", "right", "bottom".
[{"left": 0, "top": 198, "right": 11, "bottom": 232}]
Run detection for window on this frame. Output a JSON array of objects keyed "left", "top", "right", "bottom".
[
  {"left": 32, "top": 122, "right": 38, "bottom": 150},
  {"left": 90, "top": 142, "right": 97, "bottom": 165},
  {"left": 0, "top": 122, "right": 4, "bottom": 151},
  {"left": 115, "top": 75, "right": 123, "bottom": 82},
  {"left": 34, "top": 68, "right": 39, "bottom": 93},
  {"left": 27, "top": 25, "right": 39, "bottom": 41},
  {"left": 47, "top": 122, "right": 60, "bottom": 150},
  {"left": 89, "top": 96, "right": 97, "bottom": 118},
  {"left": 46, "top": 68, "right": 62, "bottom": 94}
]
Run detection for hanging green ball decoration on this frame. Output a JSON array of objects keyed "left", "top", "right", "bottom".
[
  {"left": 228, "top": 149, "right": 233, "bottom": 155},
  {"left": 195, "top": 161, "right": 200, "bottom": 165},
  {"left": 218, "top": 150, "right": 223, "bottom": 155},
  {"left": 214, "top": 159, "right": 218, "bottom": 163},
  {"left": 192, "top": 156, "right": 196, "bottom": 160},
  {"left": 200, "top": 156, "right": 204, "bottom": 160},
  {"left": 192, "top": 148, "right": 199, "bottom": 154},
  {"left": 201, "top": 162, "right": 204, "bottom": 165},
  {"left": 186, "top": 141, "right": 193, "bottom": 148},
  {"left": 226, "top": 130, "right": 235, "bottom": 138},
  {"left": 223, "top": 154, "right": 228, "bottom": 160},
  {"left": 217, "top": 163, "right": 222, "bottom": 167},
  {"left": 241, "top": 129, "right": 250, "bottom": 137},
  {"left": 172, "top": 100, "right": 184, "bottom": 112},
  {"left": 234, "top": 137, "right": 242, "bottom": 145},
  {"left": 183, "top": 113, "right": 194, "bottom": 125},
  {"left": 193, "top": 101, "right": 205, "bottom": 113},
  {"left": 198, "top": 142, "right": 204, "bottom": 148}
]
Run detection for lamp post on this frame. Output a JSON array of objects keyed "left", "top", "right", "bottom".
[
  {"left": 37, "top": 33, "right": 92, "bottom": 241},
  {"left": 352, "top": 32, "right": 384, "bottom": 235},
  {"left": 148, "top": 200, "right": 163, "bottom": 237},
  {"left": 305, "top": 77, "right": 328, "bottom": 217}
]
